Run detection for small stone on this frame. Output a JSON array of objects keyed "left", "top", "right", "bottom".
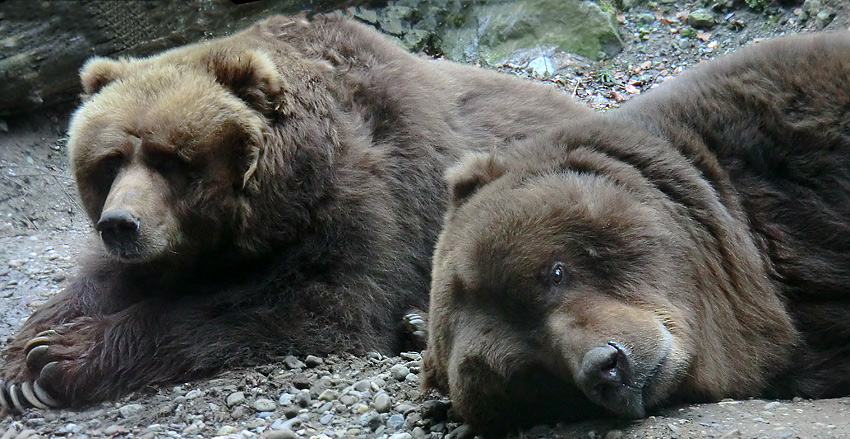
[
  {"left": 764, "top": 401, "right": 781, "bottom": 410},
  {"left": 687, "top": 8, "right": 715, "bottom": 29},
  {"left": 185, "top": 389, "right": 203, "bottom": 399},
  {"left": 319, "top": 413, "right": 333, "bottom": 424},
  {"left": 411, "top": 427, "right": 427, "bottom": 439},
  {"left": 447, "top": 424, "right": 474, "bottom": 439},
  {"left": 356, "top": 403, "right": 370, "bottom": 413},
  {"left": 297, "top": 392, "right": 311, "bottom": 408},
  {"left": 103, "top": 425, "right": 121, "bottom": 435},
  {"left": 605, "top": 430, "right": 624, "bottom": 439},
  {"left": 390, "top": 364, "right": 410, "bottom": 381},
  {"left": 390, "top": 433, "right": 412, "bottom": 439},
  {"left": 353, "top": 379, "right": 372, "bottom": 392},
  {"left": 118, "top": 403, "right": 144, "bottom": 419},
  {"left": 367, "top": 413, "right": 383, "bottom": 431},
  {"left": 305, "top": 355, "right": 324, "bottom": 367},
  {"left": 528, "top": 56, "right": 556, "bottom": 77},
  {"left": 421, "top": 400, "right": 450, "bottom": 422},
  {"left": 265, "top": 429, "right": 297, "bottom": 439},
  {"left": 283, "top": 355, "right": 306, "bottom": 370},
  {"left": 216, "top": 426, "right": 238, "bottom": 435},
  {"left": 374, "top": 393, "right": 392, "bottom": 413},
  {"left": 318, "top": 389, "right": 338, "bottom": 401},
  {"left": 405, "top": 373, "right": 418, "bottom": 382},
  {"left": 253, "top": 398, "right": 277, "bottom": 412},
  {"left": 396, "top": 403, "right": 416, "bottom": 415},
  {"left": 283, "top": 406, "right": 300, "bottom": 419},
  {"left": 387, "top": 413, "right": 405, "bottom": 430},
  {"left": 339, "top": 394, "right": 358, "bottom": 406},
  {"left": 291, "top": 373, "right": 311, "bottom": 389},
  {"left": 227, "top": 391, "right": 246, "bottom": 408}
]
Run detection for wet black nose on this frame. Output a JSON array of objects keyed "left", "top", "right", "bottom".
[
  {"left": 578, "top": 342, "right": 633, "bottom": 392},
  {"left": 96, "top": 209, "right": 140, "bottom": 245}
]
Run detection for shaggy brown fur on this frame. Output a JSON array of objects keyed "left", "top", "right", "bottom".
[
  {"left": 424, "top": 32, "right": 850, "bottom": 434},
  {"left": 0, "top": 14, "right": 591, "bottom": 411}
]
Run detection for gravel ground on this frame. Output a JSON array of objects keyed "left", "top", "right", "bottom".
[{"left": 2, "top": 1, "right": 850, "bottom": 438}]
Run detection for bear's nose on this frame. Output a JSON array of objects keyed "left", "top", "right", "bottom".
[
  {"left": 577, "top": 342, "right": 633, "bottom": 389},
  {"left": 97, "top": 209, "right": 140, "bottom": 245}
]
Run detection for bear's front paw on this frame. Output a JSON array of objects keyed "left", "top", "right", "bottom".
[{"left": 0, "top": 318, "right": 104, "bottom": 412}]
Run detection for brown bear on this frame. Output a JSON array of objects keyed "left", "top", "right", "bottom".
[
  {"left": 0, "top": 14, "right": 591, "bottom": 411},
  {"left": 423, "top": 31, "right": 850, "bottom": 434}
]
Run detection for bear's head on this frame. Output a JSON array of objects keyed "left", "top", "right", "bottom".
[
  {"left": 67, "top": 19, "right": 339, "bottom": 265},
  {"left": 422, "top": 122, "right": 703, "bottom": 433}
]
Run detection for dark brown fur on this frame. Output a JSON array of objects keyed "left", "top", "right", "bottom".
[
  {"left": 424, "top": 32, "right": 850, "bottom": 434},
  {"left": 0, "top": 14, "right": 591, "bottom": 410}
]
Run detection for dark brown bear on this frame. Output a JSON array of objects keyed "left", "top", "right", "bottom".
[
  {"left": 423, "top": 32, "right": 850, "bottom": 434},
  {"left": 0, "top": 14, "right": 591, "bottom": 411}
]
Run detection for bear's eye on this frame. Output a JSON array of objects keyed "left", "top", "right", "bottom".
[
  {"left": 150, "top": 154, "right": 184, "bottom": 175},
  {"left": 551, "top": 262, "right": 567, "bottom": 286}
]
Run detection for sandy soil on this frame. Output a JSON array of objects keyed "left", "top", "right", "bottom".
[{"left": 2, "top": 1, "right": 850, "bottom": 438}]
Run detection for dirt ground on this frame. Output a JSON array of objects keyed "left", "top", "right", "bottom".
[{"left": 2, "top": 1, "right": 850, "bottom": 438}]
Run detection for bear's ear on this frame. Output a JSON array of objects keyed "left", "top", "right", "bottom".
[
  {"left": 80, "top": 57, "right": 127, "bottom": 95},
  {"left": 206, "top": 50, "right": 281, "bottom": 112},
  {"left": 446, "top": 152, "right": 508, "bottom": 208}
]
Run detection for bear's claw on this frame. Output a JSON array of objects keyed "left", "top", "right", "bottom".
[{"left": 0, "top": 378, "right": 61, "bottom": 412}]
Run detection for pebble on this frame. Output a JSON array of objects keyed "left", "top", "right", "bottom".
[
  {"left": 339, "top": 394, "right": 358, "bottom": 406},
  {"left": 765, "top": 401, "right": 781, "bottom": 410},
  {"left": 447, "top": 424, "right": 474, "bottom": 439},
  {"left": 387, "top": 413, "right": 405, "bottom": 430},
  {"left": 374, "top": 392, "right": 392, "bottom": 413},
  {"left": 687, "top": 8, "right": 715, "bottom": 29},
  {"left": 353, "top": 379, "right": 372, "bottom": 392},
  {"left": 297, "top": 391, "right": 311, "bottom": 408},
  {"left": 253, "top": 398, "right": 277, "bottom": 412},
  {"left": 283, "top": 355, "right": 306, "bottom": 370},
  {"left": 266, "top": 429, "right": 297, "bottom": 439},
  {"left": 319, "top": 389, "right": 339, "bottom": 401},
  {"left": 305, "top": 355, "right": 324, "bottom": 367},
  {"left": 390, "top": 433, "right": 412, "bottom": 439},
  {"left": 227, "top": 391, "right": 245, "bottom": 407},
  {"left": 118, "top": 403, "right": 144, "bottom": 419},
  {"left": 390, "top": 364, "right": 410, "bottom": 381}
]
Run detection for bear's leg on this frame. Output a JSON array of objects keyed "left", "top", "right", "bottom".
[{"left": 0, "top": 296, "right": 268, "bottom": 410}]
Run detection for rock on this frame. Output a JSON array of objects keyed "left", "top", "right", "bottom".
[
  {"left": 283, "top": 406, "right": 300, "bottom": 419},
  {"left": 447, "top": 424, "right": 474, "bottom": 439},
  {"left": 390, "top": 364, "right": 410, "bottom": 381},
  {"left": 340, "top": 394, "right": 358, "bottom": 406},
  {"left": 412, "top": 427, "right": 427, "bottom": 439},
  {"left": 319, "top": 389, "right": 339, "bottom": 401},
  {"left": 422, "top": 400, "right": 451, "bottom": 422},
  {"left": 283, "top": 355, "right": 306, "bottom": 370},
  {"left": 304, "top": 355, "right": 324, "bottom": 367},
  {"left": 226, "top": 391, "right": 245, "bottom": 408},
  {"left": 528, "top": 56, "right": 556, "bottom": 77},
  {"left": 265, "top": 429, "right": 298, "bottom": 439},
  {"left": 253, "top": 398, "right": 277, "bottom": 412},
  {"left": 387, "top": 413, "right": 405, "bottom": 430},
  {"left": 353, "top": 379, "right": 372, "bottom": 392},
  {"left": 374, "top": 392, "right": 392, "bottom": 413},
  {"left": 118, "top": 403, "right": 144, "bottom": 419},
  {"left": 320, "top": 413, "right": 333, "bottom": 424},
  {"left": 296, "top": 392, "right": 311, "bottom": 408},
  {"left": 687, "top": 9, "right": 715, "bottom": 29},
  {"left": 605, "top": 430, "right": 624, "bottom": 439}
]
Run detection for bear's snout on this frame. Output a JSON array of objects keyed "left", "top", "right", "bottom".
[
  {"left": 97, "top": 209, "right": 141, "bottom": 255},
  {"left": 576, "top": 342, "right": 646, "bottom": 419}
]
